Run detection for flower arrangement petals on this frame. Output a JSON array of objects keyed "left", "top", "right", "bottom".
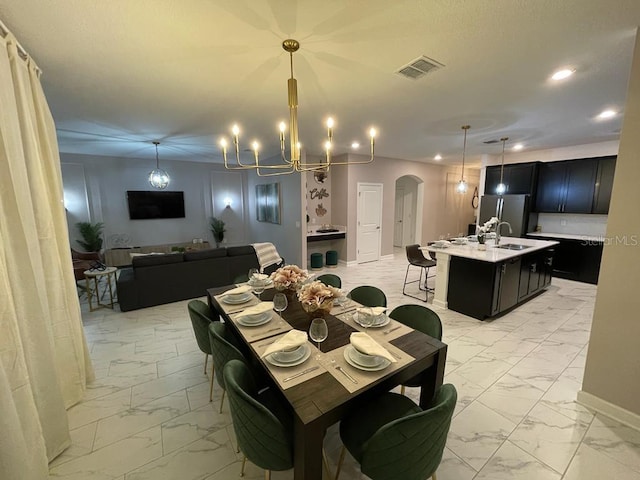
[
  {"left": 270, "top": 264, "right": 309, "bottom": 290},
  {"left": 298, "top": 280, "right": 341, "bottom": 312}
]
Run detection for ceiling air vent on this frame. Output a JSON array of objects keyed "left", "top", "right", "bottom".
[{"left": 396, "top": 56, "right": 444, "bottom": 80}]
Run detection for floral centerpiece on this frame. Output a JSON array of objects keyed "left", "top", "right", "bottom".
[
  {"left": 297, "top": 280, "right": 341, "bottom": 317},
  {"left": 270, "top": 264, "right": 309, "bottom": 292},
  {"left": 477, "top": 216, "right": 499, "bottom": 244}
]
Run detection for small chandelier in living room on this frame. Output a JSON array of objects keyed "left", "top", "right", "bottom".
[
  {"left": 220, "top": 39, "right": 377, "bottom": 176},
  {"left": 149, "top": 141, "right": 170, "bottom": 189},
  {"left": 456, "top": 125, "right": 470, "bottom": 194}
]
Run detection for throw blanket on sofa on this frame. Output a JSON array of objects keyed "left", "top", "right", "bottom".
[{"left": 252, "top": 242, "right": 282, "bottom": 272}]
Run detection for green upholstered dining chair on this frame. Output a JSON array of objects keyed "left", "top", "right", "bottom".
[
  {"left": 317, "top": 273, "right": 342, "bottom": 288},
  {"left": 187, "top": 300, "right": 220, "bottom": 401},
  {"left": 389, "top": 304, "right": 443, "bottom": 395},
  {"left": 347, "top": 285, "right": 387, "bottom": 308},
  {"left": 335, "top": 384, "right": 457, "bottom": 480},
  {"left": 208, "top": 322, "right": 246, "bottom": 413},
  {"left": 223, "top": 359, "right": 294, "bottom": 480}
]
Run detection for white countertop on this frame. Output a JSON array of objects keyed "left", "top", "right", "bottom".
[
  {"left": 422, "top": 236, "right": 558, "bottom": 263},
  {"left": 527, "top": 232, "right": 604, "bottom": 242},
  {"left": 306, "top": 225, "right": 346, "bottom": 237}
]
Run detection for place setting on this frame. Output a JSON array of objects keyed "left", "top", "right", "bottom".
[
  {"left": 229, "top": 294, "right": 293, "bottom": 341},
  {"left": 253, "top": 330, "right": 324, "bottom": 389},
  {"left": 324, "top": 332, "right": 411, "bottom": 393},
  {"left": 329, "top": 290, "right": 359, "bottom": 316},
  {"left": 214, "top": 284, "right": 260, "bottom": 313}
]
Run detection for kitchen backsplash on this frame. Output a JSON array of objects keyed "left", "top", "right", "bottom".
[{"left": 537, "top": 213, "right": 608, "bottom": 236}]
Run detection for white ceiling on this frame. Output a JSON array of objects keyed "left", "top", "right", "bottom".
[{"left": 1, "top": 0, "right": 639, "bottom": 166}]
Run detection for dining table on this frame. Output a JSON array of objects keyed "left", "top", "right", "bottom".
[{"left": 207, "top": 284, "right": 448, "bottom": 480}]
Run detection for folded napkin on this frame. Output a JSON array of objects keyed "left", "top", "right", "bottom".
[
  {"left": 262, "top": 330, "right": 308, "bottom": 358},
  {"left": 224, "top": 285, "right": 252, "bottom": 295},
  {"left": 251, "top": 273, "right": 269, "bottom": 281},
  {"left": 356, "top": 306, "right": 387, "bottom": 317},
  {"left": 237, "top": 302, "right": 273, "bottom": 318},
  {"left": 350, "top": 332, "right": 396, "bottom": 363}
]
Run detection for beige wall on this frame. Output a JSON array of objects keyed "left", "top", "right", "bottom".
[
  {"left": 581, "top": 31, "right": 640, "bottom": 417},
  {"left": 337, "top": 154, "right": 479, "bottom": 263}
]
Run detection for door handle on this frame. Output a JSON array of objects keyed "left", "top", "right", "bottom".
[{"left": 376, "top": 226, "right": 380, "bottom": 229}]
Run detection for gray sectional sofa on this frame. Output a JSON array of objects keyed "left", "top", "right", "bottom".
[{"left": 116, "top": 245, "right": 282, "bottom": 311}]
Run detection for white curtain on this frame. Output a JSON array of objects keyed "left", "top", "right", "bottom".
[{"left": 0, "top": 29, "right": 93, "bottom": 480}]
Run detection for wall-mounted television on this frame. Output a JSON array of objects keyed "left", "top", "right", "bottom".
[{"left": 127, "top": 190, "right": 185, "bottom": 220}]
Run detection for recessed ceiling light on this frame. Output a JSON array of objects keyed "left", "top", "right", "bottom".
[
  {"left": 434, "top": 154, "right": 442, "bottom": 161},
  {"left": 512, "top": 143, "right": 524, "bottom": 151},
  {"left": 551, "top": 68, "right": 575, "bottom": 81},
  {"left": 351, "top": 142, "right": 360, "bottom": 149},
  {"left": 597, "top": 109, "right": 617, "bottom": 119}
]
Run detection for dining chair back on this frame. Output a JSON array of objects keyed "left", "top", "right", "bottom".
[
  {"left": 389, "top": 304, "right": 442, "bottom": 394},
  {"left": 402, "top": 244, "right": 436, "bottom": 302},
  {"left": 188, "top": 300, "right": 219, "bottom": 401},
  {"left": 224, "top": 359, "right": 294, "bottom": 479},
  {"left": 336, "top": 384, "right": 457, "bottom": 480},
  {"left": 208, "top": 322, "right": 247, "bottom": 412},
  {"left": 317, "top": 273, "right": 342, "bottom": 288},
  {"left": 348, "top": 285, "right": 387, "bottom": 308}
]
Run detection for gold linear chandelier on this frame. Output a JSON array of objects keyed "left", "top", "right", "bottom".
[{"left": 219, "top": 39, "right": 377, "bottom": 176}]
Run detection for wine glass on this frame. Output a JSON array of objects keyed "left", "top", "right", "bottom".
[
  {"left": 252, "top": 278, "right": 265, "bottom": 299},
  {"left": 273, "top": 293, "right": 288, "bottom": 316},
  {"left": 309, "top": 318, "right": 328, "bottom": 359},
  {"left": 248, "top": 268, "right": 259, "bottom": 284},
  {"left": 358, "top": 309, "right": 375, "bottom": 330}
]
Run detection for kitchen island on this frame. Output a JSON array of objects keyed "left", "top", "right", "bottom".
[{"left": 422, "top": 237, "right": 558, "bottom": 320}]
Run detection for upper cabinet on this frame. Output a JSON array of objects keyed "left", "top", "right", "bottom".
[
  {"left": 535, "top": 156, "right": 615, "bottom": 214},
  {"left": 592, "top": 156, "right": 617, "bottom": 214},
  {"left": 484, "top": 162, "right": 539, "bottom": 196}
]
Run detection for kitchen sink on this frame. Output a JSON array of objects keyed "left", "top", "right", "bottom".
[{"left": 497, "top": 243, "right": 532, "bottom": 250}]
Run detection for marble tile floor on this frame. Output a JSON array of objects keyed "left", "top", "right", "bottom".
[{"left": 50, "top": 250, "right": 640, "bottom": 480}]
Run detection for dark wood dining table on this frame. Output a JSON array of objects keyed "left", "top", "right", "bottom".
[{"left": 208, "top": 286, "right": 447, "bottom": 480}]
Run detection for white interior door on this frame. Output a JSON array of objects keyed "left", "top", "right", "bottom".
[
  {"left": 402, "top": 189, "right": 415, "bottom": 245},
  {"left": 357, "top": 183, "right": 383, "bottom": 263},
  {"left": 394, "top": 187, "right": 404, "bottom": 247}
]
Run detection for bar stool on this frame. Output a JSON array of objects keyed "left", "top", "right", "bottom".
[
  {"left": 325, "top": 250, "right": 338, "bottom": 268},
  {"left": 310, "top": 252, "right": 323, "bottom": 270}
]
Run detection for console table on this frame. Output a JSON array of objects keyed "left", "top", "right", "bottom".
[{"left": 104, "top": 241, "right": 211, "bottom": 267}]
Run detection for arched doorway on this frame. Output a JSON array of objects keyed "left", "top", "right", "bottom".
[{"left": 394, "top": 175, "right": 424, "bottom": 247}]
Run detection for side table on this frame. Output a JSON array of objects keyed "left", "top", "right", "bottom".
[{"left": 84, "top": 266, "right": 118, "bottom": 311}]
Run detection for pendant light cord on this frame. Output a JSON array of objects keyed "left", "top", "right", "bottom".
[
  {"left": 154, "top": 141, "right": 160, "bottom": 169},
  {"left": 499, "top": 137, "right": 508, "bottom": 184},
  {"left": 461, "top": 125, "right": 470, "bottom": 181}
]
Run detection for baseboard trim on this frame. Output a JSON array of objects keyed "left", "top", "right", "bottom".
[
  {"left": 380, "top": 254, "right": 394, "bottom": 261},
  {"left": 577, "top": 390, "right": 640, "bottom": 431},
  {"left": 339, "top": 260, "right": 358, "bottom": 267},
  {"left": 433, "top": 299, "right": 448, "bottom": 309}
]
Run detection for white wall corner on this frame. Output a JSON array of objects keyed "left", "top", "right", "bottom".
[{"left": 577, "top": 390, "right": 640, "bottom": 431}]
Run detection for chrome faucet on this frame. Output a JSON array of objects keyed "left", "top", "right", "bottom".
[{"left": 495, "top": 221, "right": 513, "bottom": 245}]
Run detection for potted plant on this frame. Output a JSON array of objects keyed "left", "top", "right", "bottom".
[
  {"left": 76, "top": 221, "right": 104, "bottom": 252},
  {"left": 210, "top": 216, "right": 226, "bottom": 247}
]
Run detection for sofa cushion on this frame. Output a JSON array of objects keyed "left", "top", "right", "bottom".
[
  {"left": 227, "top": 246, "right": 255, "bottom": 257},
  {"left": 132, "top": 252, "right": 184, "bottom": 267},
  {"left": 184, "top": 248, "right": 227, "bottom": 261}
]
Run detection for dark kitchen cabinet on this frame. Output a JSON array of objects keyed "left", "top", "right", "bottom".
[
  {"left": 494, "top": 257, "right": 522, "bottom": 314},
  {"left": 518, "top": 249, "right": 554, "bottom": 301},
  {"left": 485, "top": 162, "right": 539, "bottom": 196},
  {"left": 536, "top": 159, "right": 598, "bottom": 213},
  {"left": 592, "top": 156, "right": 616, "bottom": 214},
  {"left": 527, "top": 236, "right": 602, "bottom": 284}
]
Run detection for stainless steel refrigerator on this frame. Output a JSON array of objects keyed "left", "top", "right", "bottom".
[{"left": 478, "top": 194, "right": 538, "bottom": 237}]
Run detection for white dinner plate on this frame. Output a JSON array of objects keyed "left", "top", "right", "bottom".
[
  {"left": 343, "top": 345, "right": 391, "bottom": 371},
  {"left": 267, "top": 345, "right": 306, "bottom": 364},
  {"left": 248, "top": 277, "right": 273, "bottom": 287},
  {"left": 266, "top": 344, "right": 311, "bottom": 367},
  {"left": 222, "top": 293, "right": 253, "bottom": 304},
  {"left": 353, "top": 312, "right": 391, "bottom": 328},
  {"left": 236, "top": 311, "right": 272, "bottom": 327}
]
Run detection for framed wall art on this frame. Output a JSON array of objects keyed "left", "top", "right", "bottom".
[{"left": 256, "top": 182, "right": 281, "bottom": 224}]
